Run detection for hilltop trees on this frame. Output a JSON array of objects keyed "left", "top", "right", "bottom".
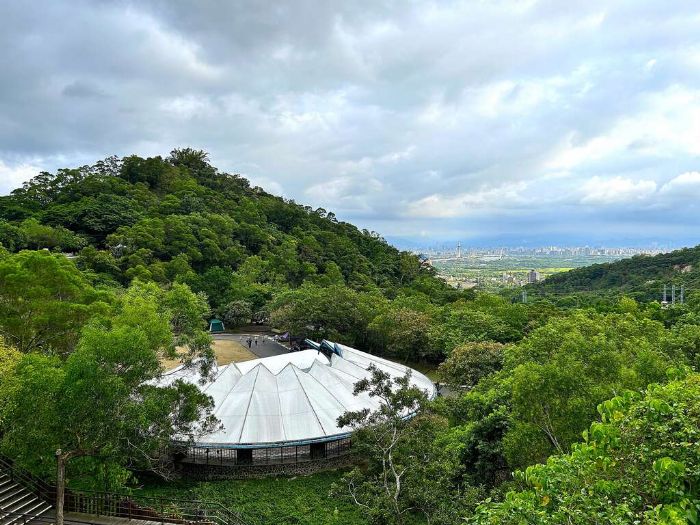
[
  {"left": 0, "top": 151, "right": 437, "bottom": 307},
  {"left": 0, "top": 150, "right": 471, "bottom": 365},
  {"left": 529, "top": 245, "right": 700, "bottom": 301}
]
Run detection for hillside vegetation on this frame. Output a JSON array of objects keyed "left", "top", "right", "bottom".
[
  {"left": 528, "top": 246, "right": 700, "bottom": 301},
  {"left": 1, "top": 150, "right": 699, "bottom": 525},
  {"left": 0, "top": 149, "right": 437, "bottom": 304},
  {"left": 0, "top": 150, "right": 546, "bottom": 363}
]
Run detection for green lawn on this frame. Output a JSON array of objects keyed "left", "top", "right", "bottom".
[{"left": 136, "top": 470, "right": 367, "bottom": 525}]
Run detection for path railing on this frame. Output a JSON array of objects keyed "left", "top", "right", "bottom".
[
  {"left": 0, "top": 454, "right": 249, "bottom": 525},
  {"left": 0, "top": 453, "right": 56, "bottom": 503},
  {"left": 63, "top": 488, "right": 248, "bottom": 525}
]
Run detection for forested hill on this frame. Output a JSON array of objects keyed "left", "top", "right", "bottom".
[
  {"left": 529, "top": 244, "right": 700, "bottom": 300},
  {"left": 0, "top": 149, "right": 450, "bottom": 313}
]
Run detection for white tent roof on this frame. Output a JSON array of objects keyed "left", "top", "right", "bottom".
[{"left": 160, "top": 341, "right": 436, "bottom": 447}]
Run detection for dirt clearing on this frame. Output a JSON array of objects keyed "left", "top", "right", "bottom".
[{"left": 161, "top": 338, "right": 257, "bottom": 371}]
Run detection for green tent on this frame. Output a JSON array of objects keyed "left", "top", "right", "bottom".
[{"left": 209, "top": 319, "right": 225, "bottom": 333}]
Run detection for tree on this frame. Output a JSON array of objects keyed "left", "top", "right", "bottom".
[
  {"left": 334, "top": 366, "right": 458, "bottom": 524},
  {"left": 0, "top": 338, "right": 21, "bottom": 430},
  {"left": 368, "top": 306, "right": 435, "bottom": 362},
  {"left": 122, "top": 281, "right": 215, "bottom": 374},
  {"left": 0, "top": 251, "right": 111, "bottom": 355},
  {"left": 431, "top": 298, "right": 526, "bottom": 356},
  {"left": 221, "top": 300, "right": 253, "bottom": 327},
  {"left": 19, "top": 218, "right": 85, "bottom": 252},
  {"left": 0, "top": 283, "right": 218, "bottom": 525},
  {"left": 501, "top": 312, "right": 677, "bottom": 467},
  {"left": 471, "top": 373, "right": 700, "bottom": 524},
  {"left": 269, "top": 283, "right": 384, "bottom": 346},
  {"left": 0, "top": 221, "right": 27, "bottom": 251},
  {"left": 168, "top": 148, "right": 210, "bottom": 168},
  {"left": 438, "top": 341, "right": 504, "bottom": 390},
  {"left": 397, "top": 253, "right": 420, "bottom": 284}
]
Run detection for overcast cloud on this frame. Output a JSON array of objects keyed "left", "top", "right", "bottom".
[{"left": 1, "top": 0, "right": 700, "bottom": 246}]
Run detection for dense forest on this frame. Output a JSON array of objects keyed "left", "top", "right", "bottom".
[
  {"left": 527, "top": 245, "right": 700, "bottom": 302},
  {"left": 1, "top": 150, "right": 699, "bottom": 524}
]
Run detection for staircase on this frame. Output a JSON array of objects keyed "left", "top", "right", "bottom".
[
  {"left": 0, "top": 470, "right": 52, "bottom": 525},
  {"left": 0, "top": 454, "right": 249, "bottom": 525}
]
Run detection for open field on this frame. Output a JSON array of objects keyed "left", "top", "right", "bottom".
[{"left": 160, "top": 339, "right": 257, "bottom": 371}]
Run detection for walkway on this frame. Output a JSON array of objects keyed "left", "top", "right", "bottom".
[
  {"left": 213, "top": 334, "right": 289, "bottom": 359},
  {"left": 39, "top": 511, "right": 162, "bottom": 525}
]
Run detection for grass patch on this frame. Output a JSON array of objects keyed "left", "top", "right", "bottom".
[{"left": 136, "top": 470, "right": 367, "bottom": 525}]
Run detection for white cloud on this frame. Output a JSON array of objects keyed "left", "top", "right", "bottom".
[
  {"left": 658, "top": 171, "right": 700, "bottom": 202},
  {"left": 0, "top": 160, "right": 42, "bottom": 195},
  {"left": 2, "top": 1, "right": 700, "bottom": 243},
  {"left": 580, "top": 176, "right": 657, "bottom": 205},
  {"left": 407, "top": 182, "right": 530, "bottom": 219}
]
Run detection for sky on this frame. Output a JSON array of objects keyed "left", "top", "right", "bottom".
[{"left": 1, "top": 1, "right": 700, "bottom": 248}]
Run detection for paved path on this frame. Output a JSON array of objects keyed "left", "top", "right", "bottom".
[
  {"left": 41, "top": 511, "right": 162, "bottom": 525},
  {"left": 213, "top": 333, "right": 289, "bottom": 359}
]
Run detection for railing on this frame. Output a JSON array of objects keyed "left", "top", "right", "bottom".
[
  {"left": 64, "top": 488, "right": 249, "bottom": 525},
  {"left": 0, "top": 454, "right": 56, "bottom": 504},
  {"left": 180, "top": 437, "right": 353, "bottom": 467},
  {"left": 0, "top": 454, "right": 249, "bottom": 525}
]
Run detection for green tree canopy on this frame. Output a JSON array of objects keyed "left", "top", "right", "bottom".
[
  {"left": 0, "top": 282, "right": 217, "bottom": 525},
  {"left": 0, "top": 251, "right": 111, "bottom": 355},
  {"left": 438, "top": 341, "right": 505, "bottom": 390},
  {"left": 471, "top": 373, "right": 700, "bottom": 524}
]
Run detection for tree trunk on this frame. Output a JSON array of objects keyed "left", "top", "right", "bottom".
[{"left": 55, "top": 450, "right": 65, "bottom": 525}]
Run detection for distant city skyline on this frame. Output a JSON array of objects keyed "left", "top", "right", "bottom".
[
  {"left": 389, "top": 237, "right": 690, "bottom": 253},
  {"left": 413, "top": 244, "right": 669, "bottom": 254}
]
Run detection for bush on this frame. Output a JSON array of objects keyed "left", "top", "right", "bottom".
[{"left": 471, "top": 373, "right": 700, "bottom": 524}]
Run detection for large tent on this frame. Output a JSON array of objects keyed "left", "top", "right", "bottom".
[{"left": 160, "top": 341, "right": 436, "bottom": 451}]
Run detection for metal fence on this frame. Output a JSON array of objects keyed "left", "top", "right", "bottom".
[
  {"left": 0, "top": 454, "right": 248, "bottom": 525},
  {"left": 179, "top": 437, "right": 352, "bottom": 467}
]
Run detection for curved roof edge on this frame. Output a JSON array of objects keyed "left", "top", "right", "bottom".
[{"left": 177, "top": 340, "right": 437, "bottom": 449}]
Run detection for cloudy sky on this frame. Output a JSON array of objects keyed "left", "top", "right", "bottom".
[{"left": 1, "top": 1, "right": 700, "bottom": 247}]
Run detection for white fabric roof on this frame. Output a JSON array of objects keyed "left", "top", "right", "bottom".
[{"left": 160, "top": 341, "right": 436, "bottom": 447}]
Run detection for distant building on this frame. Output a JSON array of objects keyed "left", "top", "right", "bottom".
[{"left": 527, "top": 269, "right": 541, "bottom": 283}]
